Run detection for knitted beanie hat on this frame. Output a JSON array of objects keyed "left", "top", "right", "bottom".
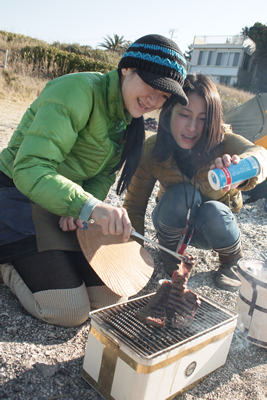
[{"left": 118, "top": 34, "right": 188, "bottom": 105}]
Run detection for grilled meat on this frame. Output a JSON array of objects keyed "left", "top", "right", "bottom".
[
  {"left": 136, "top": 255, "right": 201, "bottom": 328},
  {"left": 136, "top": 281, "right": 170, "bottom": 327}
]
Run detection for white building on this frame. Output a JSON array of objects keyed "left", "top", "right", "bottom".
[{"left": 188, "top": 35, "right": 255, "bottom": 86}]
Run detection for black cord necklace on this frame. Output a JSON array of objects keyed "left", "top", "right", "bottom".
[{"left": 176, "top": 174, "right": 197, "bottom": 255}]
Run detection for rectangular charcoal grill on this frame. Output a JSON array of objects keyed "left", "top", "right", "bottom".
[
  {"left": 90, "top": 294, "right": 233, "bottom": 358},
  {"left": 82, "top": 293, "right": 237, "bottom": 400}
]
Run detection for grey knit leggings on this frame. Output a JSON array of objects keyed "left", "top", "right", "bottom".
[{"left": 1, "top": 250, "right": 125, "bottom": 327}]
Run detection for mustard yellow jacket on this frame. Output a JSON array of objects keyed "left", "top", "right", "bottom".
[{"left": 123, "top": 126, "right": 267, "bottom": 236}]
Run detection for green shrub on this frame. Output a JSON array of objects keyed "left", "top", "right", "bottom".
[{"left": 19, "top": 46, "right": 116, "bottom": 78}]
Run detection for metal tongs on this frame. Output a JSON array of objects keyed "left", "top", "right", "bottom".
[{"left": 131, "top": 230, "right": 191, "bottom": 263}]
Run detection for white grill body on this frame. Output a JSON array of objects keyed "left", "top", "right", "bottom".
[{"left": 82, "top": 294, "right": 237, "bottom": 400}]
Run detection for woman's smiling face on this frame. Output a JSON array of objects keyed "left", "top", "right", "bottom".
[
  {"left": 170, "top": 92, "right": 207, "bottom": 149},
  {"left": 121, "top": 68, "right": 171, "bottom": 118}
]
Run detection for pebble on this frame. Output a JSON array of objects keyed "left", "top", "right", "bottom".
[
  {"left": 35, "top": 362, "right": 59, "bottom": 378},
  {"left": 0, "top": 172, "right": 266, "bottom": 399}
]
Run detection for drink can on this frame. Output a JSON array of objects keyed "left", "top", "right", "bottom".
[{"left": 208, "top": 156, "right": 261, "bottom": 190}]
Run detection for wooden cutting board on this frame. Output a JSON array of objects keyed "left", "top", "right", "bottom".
[{"left": 77, "top": 225, "right": 154, "bottom": 297}]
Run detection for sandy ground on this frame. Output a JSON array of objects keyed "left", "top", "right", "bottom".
[
  {"left": 0, "top": 100, "right": 28, "bottom": 150},
  {"left": 0, "top": 100, "right": 266, "bottom": 400}
]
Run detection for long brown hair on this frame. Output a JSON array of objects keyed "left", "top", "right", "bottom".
[{"left": 153, "top": 74, "right": 223, "bottom": 162}]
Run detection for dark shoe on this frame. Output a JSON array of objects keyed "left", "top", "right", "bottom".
[{"left": 214, "top": 263, "right": 241, "bottom": 292}]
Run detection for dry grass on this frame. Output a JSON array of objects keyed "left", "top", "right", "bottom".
[
  {"left": 146, "top": 84, "right": 254, "bottom": 124},
  {"left": 0, "top": 44, "right": 254, "bottom": 115},
  {"left": 0, "top": 68, "right": 254, "bottom": 116},
  {"left": 0, "top": 31, "right": 48, "bottom": 103},
  {"left": 0, "top": 30, "right": 48, "bottom": 51},
  {"left": 0, "top": 69, "right": 47, "bottom": 103},
  {"left": 217, "top": 83, "right": 254, "bottom": 116},
  {"left": 0, "top": 30, "right": 254, "bottom": 114}
]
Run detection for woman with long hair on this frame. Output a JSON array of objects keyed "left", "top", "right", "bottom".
[
  {"left": 0, "top": 34, "right": 188, "bottom": 326},
  {"left": 124, "top": 74, "right": 267, "bottom": 292}
]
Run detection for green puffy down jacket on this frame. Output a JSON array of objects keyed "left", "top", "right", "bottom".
[{"left": 0, "top": 70, "right": 131, "bottom": 218}]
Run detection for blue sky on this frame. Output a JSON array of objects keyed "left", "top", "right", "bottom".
[{"left": 1, "top": 0, "right": 266, "bottom": 53}]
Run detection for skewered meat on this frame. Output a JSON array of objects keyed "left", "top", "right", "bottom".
[
  {"left": 136, "top": 255, "right": 201, "bottom": 328},
  {"left": 136, "top": 280, "right": 170, "bottom": 327}
]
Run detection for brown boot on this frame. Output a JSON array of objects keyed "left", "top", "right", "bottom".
[
  {"left": 156, "top": 232, "right": 183, "bottom": 277},
  {"left": 214, "top": 263, "right": 241, "bottom": 291},
  {"left": 215, "top": 244, "right": 242, "bottom": 292}
]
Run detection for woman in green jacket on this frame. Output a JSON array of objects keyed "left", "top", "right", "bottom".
[
  {"left": 0, "top": 34, "right": 188, "bottom": 326},
  {"left": 124, "top": 74, "right": 267, "bottom": 292}
]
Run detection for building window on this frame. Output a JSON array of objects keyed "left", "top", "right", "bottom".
[
  {"left": 216, "top": 53, "right": 222, "bottom": 65},
  {"left": 207, "top": 51, "right": 216, "bottom": 65},
  {"left": 198, "top": 51, "right": 204, "bottom": 65},
  {"left": 233, "top": 53, "right": 240, "bottom": 66},
  {"left": 196, "top": 49, "right": 240, "bottom": 67},
  {"left": 216, "top": 52, "right": 228, "bottom": 66},
  {"left": 227, "top": 52, "right": 235, "bottom": 66},
  {"left": 198, "top": 51, "right": 208, "bottom": 65}
]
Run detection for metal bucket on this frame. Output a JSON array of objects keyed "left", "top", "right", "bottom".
[{"left": 236, "top": 259, "right": 267, "bottom": 348}]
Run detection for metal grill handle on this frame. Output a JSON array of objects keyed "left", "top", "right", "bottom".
[{"left": 131, "top": 230, "right": 189, "bottom": 263}]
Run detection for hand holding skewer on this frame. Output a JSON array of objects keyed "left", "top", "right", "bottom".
[{"left": 131, "top": 229, "right": 192, "bottom": 264}]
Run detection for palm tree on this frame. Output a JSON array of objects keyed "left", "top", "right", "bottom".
[{"left": 99, "top": 34, "right": 128, "bottom": 53}]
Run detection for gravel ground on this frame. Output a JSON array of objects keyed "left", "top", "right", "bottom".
[{"left": 0, "top": 101, "right": 267, "bottom": 400}]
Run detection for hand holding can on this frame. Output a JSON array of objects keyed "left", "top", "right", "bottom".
[{"left": 208, "top": 156, "right": 261, "bottom": 190}]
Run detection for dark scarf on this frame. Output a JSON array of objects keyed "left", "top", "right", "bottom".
[
  {"left": 173, "top": 146, "right": 196, "bottom": 179},
  {"left": 172, "top": 136, "right": 222, "bottom": 179}
]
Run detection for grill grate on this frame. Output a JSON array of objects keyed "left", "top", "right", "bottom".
[{"left": 90, "top": 293, "right": 236, "bottom": 358}]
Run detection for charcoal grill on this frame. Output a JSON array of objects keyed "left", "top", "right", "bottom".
[{"left": 82, "top": 292, "right": 237, "bottom": 400}]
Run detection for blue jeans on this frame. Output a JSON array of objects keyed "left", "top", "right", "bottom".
[{"left": 152, "top": 183, "right": 240, "bottom": 252}]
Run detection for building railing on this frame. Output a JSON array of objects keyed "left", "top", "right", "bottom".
[{"left": 193, "top": 35, "right": 244, "bottom": 45}]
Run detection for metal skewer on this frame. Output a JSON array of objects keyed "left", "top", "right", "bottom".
[{"left": 131, "top": 230, "right": 189, "bottom": 263}]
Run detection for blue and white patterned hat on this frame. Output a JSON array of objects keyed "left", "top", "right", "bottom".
[{"left": 118, "top": 34, "right": 188, "bottom": 105}]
